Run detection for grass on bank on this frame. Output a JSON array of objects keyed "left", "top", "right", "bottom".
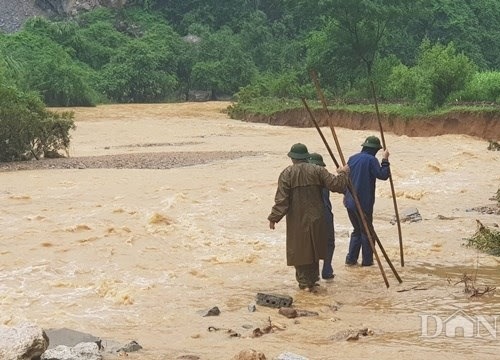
[{"left": 227, "top": 97, "right": 500, "bottom": 119}]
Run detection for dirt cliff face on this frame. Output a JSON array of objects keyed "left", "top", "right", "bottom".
[
  {"left": 0, "top": 0, "right": 127, "bottom": 33},
  {"left": 242, "top": 109, "right": 500, "bottom": 141}
]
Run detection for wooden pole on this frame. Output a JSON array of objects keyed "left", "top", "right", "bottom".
[
  {"left": 369, "top": 79, "right": 405, "bottom": 267},
  {"left": 309, "top": 71, "right": 402, "bottom": 283},
  {"left": 310, "top": 70, "right": 346, "bottom": 165},
  {"left": 301, "top": 97, "right": 390, "bottom": 288}
]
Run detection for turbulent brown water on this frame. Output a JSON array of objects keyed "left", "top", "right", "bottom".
[{"left": 1, "top": 102, "right": 499, "bottom": 359}]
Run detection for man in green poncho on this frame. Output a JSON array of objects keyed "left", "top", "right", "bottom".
[{"left": 268, "top": 143, "right": 349, "bottom": 291}]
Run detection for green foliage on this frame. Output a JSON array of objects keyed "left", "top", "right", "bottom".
[
  {"left": 327, "top": 0, "right": 406, "bottom": 75},
  {"left": 0, "top": 86, "right": 75, "bottom": 161},
  {"left": 28, "top": 59, "right": 98, "bottom": 106},
  {"left": 191, "top": 27, "right": 256, "bottom": 97},
  {"left": 0, "top": 30, "right": 98, "bottom": 106},
  {"left": 370, "top": 55, "right": 402, "bottom": 100},
  {"left": 453, "top": 72, "right": 500, "bottom": 102},
  {"left": 228, "top": 96, "right": 426, "bottom": 119},
  {"left": 91, "top": 10, "right": 182, "bottom": 102},
  {"left": 33, "top": 111, "right": 76, "bottom": 158},
  {"left": 4, "top": 1, "right": 500, "bottom": 108},
  {"left": 99, "top": 40, "right": 178, "bottom": 103},
  {"left": 72, "top": 21, "right": 129, "bottom": 69},
  {"left": 228, "top": 97, "right": 304, "bottom": 118},
  {"left": 236, "top": 71, "right": 315, "bottom": 104},
  {"left": 466, "top": 222, "right": 500, "bottom": 256},
  {"left": 418, "top": 41, "right": 476, "bottom": 107},
  {"left": 387, "top": 64, "right": 428, "bottom": 105},
  {"left": 129, "top": 0, "right": 156, "bottom": 10},
  {"left": 239, "top": 11, "right": 273, "bottom": 70},
  {"left": 387, "top": 40, "right": 476, "bottom": 109}
]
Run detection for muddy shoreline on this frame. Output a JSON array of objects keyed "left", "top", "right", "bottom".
[{"left": 239, "top": 108, "right": 500, "bottom": 141}]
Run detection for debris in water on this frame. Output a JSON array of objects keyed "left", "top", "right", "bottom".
[{"left": 465, "top": 220, "right": 500, "bottom": 255}]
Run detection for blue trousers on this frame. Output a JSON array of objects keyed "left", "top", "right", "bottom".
[
  {"left": 322, "top": 214, "right": 335, "bottom": 278},
  {"left": 345, "top": 209, "right": 374, "bottom": 266}
]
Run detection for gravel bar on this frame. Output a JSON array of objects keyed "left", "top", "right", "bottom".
[{"left": 0, "top": 151, "right": 258, "bottom": 172}]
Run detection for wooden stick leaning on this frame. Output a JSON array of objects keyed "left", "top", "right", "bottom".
[
  {"left": 369, "top": 79, "right": 405, "bottom": 267},
  {"left": 310, "top": 71, "right": 402, "bottom": 283},
  {"left": 301, "top": 97, "right": 390, "bottom": 288}
]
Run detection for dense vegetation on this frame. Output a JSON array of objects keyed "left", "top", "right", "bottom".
[
  {"left": 1, "top": 0, "right": 500, "bottom": 108},
  {"left": 0, "top": 85, "right": 74, "bottom": 161},
  {"left": 2, "top": 0, "right": 500, "bottom": 159}
]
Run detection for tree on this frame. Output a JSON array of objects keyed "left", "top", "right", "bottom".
[
  {"left": 99, "top": 40, "right": 178, "bottom": 103},
  {"left": 0, "top": 31, "right": 97, "bottom": 106},
  {"left": 388, "top": 40, "right": 476, "bottom": 108},
  {"left": 98, "top": 19, "right": 182, "bottom": 102},
  {"left": 328, "top": 0, "right": 407, "bottom": 76},
  {"left": 191, "top": 27, "right": 256, "bottom": 98},
  {"left": 0, "top": 86, "right": 75, "bottom": 161}
]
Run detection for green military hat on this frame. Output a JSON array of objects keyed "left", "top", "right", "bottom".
[
  {"left": 362, "top": 135, "right": 382, "bottom": 150},
  {"left": 287, "top": 143, "right": 309, "bottom": 159},
  {"left": 308, "top": 152, "right": 326, "bottom": 167}
]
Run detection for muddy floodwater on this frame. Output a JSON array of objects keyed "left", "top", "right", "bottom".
[{"left": 1, "top": 102, "right": 499, "bottom": 359}]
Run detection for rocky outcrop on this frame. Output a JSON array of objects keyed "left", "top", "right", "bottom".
[
  {"left": 0, "top": 0, "right": 127, "bottom": 33},
  {"left": 0, "top": 0, "right": 46, "bottom": 33},
  {"left": 0, "top": 323, "right": 49, "bottom": 360},
  {"left": 35, "top": 0, "right": 127, "bottom": 16}
]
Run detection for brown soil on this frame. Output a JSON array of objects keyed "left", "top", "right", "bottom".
[{"left": 241, "top": 108, "right": 500, "bottom": 141}]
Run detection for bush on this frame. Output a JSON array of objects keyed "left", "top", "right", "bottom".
[
  {"left": 0, "top": 31, "right": 99, "bottom": 106},
  {"left": 235, "top": 71, "right": 315, "bottom": 104},
  {"left": 98, "top": 40, "right": 179, "bottom": 103},
  {"left": 466, "top": 221, "right": 500, "bottom": 256},
  {"left": 0, "top": 86, "right": 75, "bottom": 162},
  {"left": 453, "top": 71, "right": 500, "bottom": 103},
  {"left": 388, "top": 40, "right": 476, "bottom": 109}
]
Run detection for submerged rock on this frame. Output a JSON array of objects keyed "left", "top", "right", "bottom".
[
  {"left": 275, "top": 352, "right": 308, "bottom": 360},
  {"left": 41, "top": 342, "right": 102, "bottom": 360},
  {"left": 232, "top": 349, "right": 267, "bottom": 360}
]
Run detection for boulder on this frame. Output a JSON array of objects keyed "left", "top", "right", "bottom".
[
  {"left": 232, "top": 349, "right": 267, "bottom": 360},
  {"left": 41, "top": 342, "right": 102, "bottom": 360},
  {"left": 0, "top": 322, "right": 49, "bottom": 360},
  {"left": 44, "top": 328, "right": 101, "bottom": 349}
]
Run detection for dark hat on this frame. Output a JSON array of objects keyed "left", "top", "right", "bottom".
[
  {"left": 361, "top": 136, "right": 382, "bottom": 150},
  {"left": 308, "top": 152, "right": 326, "bottom": 167},
  {"left": 288, "top": 143, "right": 309, "bottom": 159}
]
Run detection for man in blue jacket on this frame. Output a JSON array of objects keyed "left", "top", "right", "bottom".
[{"left": 344, "top": 136, "right": 390, "bottom": 266}]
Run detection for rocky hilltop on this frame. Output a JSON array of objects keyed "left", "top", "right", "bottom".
[{"left": 0, "top": 0, "right": 127, "bottom": 33}]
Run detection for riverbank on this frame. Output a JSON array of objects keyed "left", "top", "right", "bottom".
[{"left": 239, "top": 108, "right": 500, "bottom": 141}]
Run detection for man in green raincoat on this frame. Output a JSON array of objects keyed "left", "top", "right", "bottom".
[{"left": 268, "top": 143, "right": 349, "bottom": 291}]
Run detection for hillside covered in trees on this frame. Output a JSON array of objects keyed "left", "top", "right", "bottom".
[{"left": 2, "top": 0, "right": 500, "bottom": 110}]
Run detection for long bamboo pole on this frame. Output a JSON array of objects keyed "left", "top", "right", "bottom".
[
  {"left": 301, "top": 97, "right": 390, "bottom": 288},
  {"left": 310, "top": 71, "right": 346, "bottom": 166},
  {"left": 310, "top": 71, "right": 402, "bottom": 283},
  {"left": 369, "top": 79, "right": 405, "bottom": 267}
]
